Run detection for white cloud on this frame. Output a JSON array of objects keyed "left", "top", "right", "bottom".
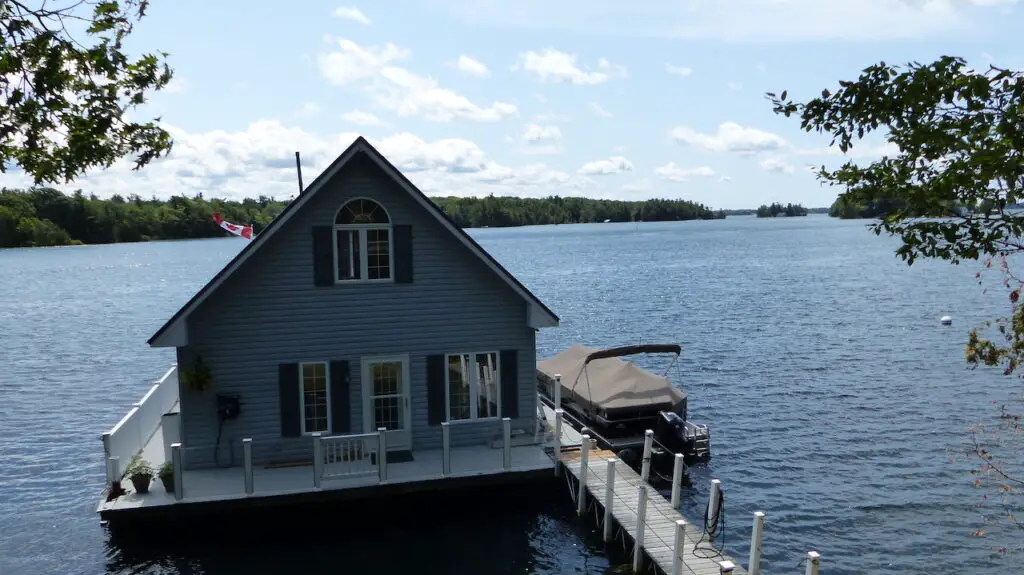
[
  {"left": 665, "top": 64, "right": 692, "bottom": 77},
  {"left": 589, "top": 102, "right": 613, "bottom": 118},
  {"left": 516, "top": 123, "right": 563, "bottom": 155},
  {"left": 333, "top": 6, "right": 372, "bottom": 25},
  {"left": 654, "top": 162, "right": 716, "bottom": 182},
  {"left": 295, "top": 102, "right": 321, "bottom": 118},
  {"left": 578, "top": 156, "right": 634, "bottom": 175},
  {"left": 672, "top": 122, "right": 788, "bottom": 154},
  {"left": 513, "top": 49, "right": 612, "bottom": 84},
  {"left": 759, "top": 157, "right": 795, "bottom": 174},
  {"left": 444, "top": 0, "right": 1014, "bottom": 41},
  {"left": 318, "top": 37, "right": 516, "bottom": 123},
  {"left": 341, "top": 110, "right": 387, "bottom": 126},
  {"left": 453, "top": 55, "right": 490, "bottom": 77}
]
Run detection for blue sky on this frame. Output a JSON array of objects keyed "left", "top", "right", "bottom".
[{"left": 7, "top": 0, "right": 1023, "bottom": 209}]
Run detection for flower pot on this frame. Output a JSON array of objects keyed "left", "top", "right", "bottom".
[
  {"left": 130, "top": 473, "right": 152, "bottom": 494},
  {"left": 160, "top": 474, "right": 175, "bottom": 494}
]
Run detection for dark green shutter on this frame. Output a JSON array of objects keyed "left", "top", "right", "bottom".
[
  {"left": 312, "top": 226, "right": 334, "bottom": 286},
  {"left": 500, "top": 349, "right": 519, "bottom": 418},
  {"left": 426, "top": 354, "right": 446, "bottom": 425},
  {"left": 279, "top": 363, "right": 301, "bottom": 437},
  {"left": 330, "top": 360, "right": 351, "bottom": 433},
  {"left": 393, "top": 224, "right": 413, "bottom": 283}
]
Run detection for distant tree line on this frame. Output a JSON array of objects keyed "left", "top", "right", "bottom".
[
  {"left": 0, "top": 188, "right": 727, "bottom": 248},
  {"left": 827, "top": 195, "right": 966, "bottom": 219},
  {"left": 756, "top": 202, "right": 809, "bottom": 218}
]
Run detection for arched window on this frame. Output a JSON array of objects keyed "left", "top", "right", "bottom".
[{"left": 334, "top": 198, "right": 393, "bottom": 281}]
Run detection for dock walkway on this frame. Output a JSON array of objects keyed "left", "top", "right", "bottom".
[{"left": 560, "top": 448, "right": 746, "bottom": 575}]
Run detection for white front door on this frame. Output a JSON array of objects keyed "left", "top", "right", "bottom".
[{"left": 361, "top": 355, "right": 412, "bottom": 451}]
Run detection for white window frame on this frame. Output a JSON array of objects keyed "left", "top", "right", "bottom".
[
  {"left": 333, "top": 198, "right": 394, "bottom": 284},
  {"left": 444, "top": 351, "right": 501, "bottom": 423},
  {"left": 299, "top": 361, "right": 332, "bottom": 435}
]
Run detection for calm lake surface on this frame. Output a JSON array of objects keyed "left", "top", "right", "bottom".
[{"left": 0, "top": 214, "right": 1019, "bottom": 574}]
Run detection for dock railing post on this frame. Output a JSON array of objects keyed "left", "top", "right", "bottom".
[
  {"left": 578, "top": 434, "right": 590, "bottom": 516},
  {"left": 749, "top": 511, "right": 765, "bottom": 575},
  {"left": 106, "top": 456, "right": 120, "bottom": 489},
  {"left": 502, "top": 417, "right": 512, "bottom": 471},
  {"left": 641, "top": 429, "right": 654, "bottom": 483},
  {"left": 671, "top": 453, "right": 684, "bottom": 508},
  {"left": 553, "top": 408, "right": 564, "bottom": 476},
  {"left": 553, "top": 374, "right": 562, "bottom": 408},
  {"left": 719, "top": 561, "right": 735, "bottom": 574},
  {"left": 603, "top": 459, "right": 615, "bottom": 541},
  {"left": 441, "top": 421, "right": 451, "bottom": 476},
  {"left": 170, "top": 442, "right": 183, "bottom": 501},
  {"left": 377, "top": 427, "right": 388, "bottom": 482},
  {"left": 633, "top": 485, "right": 648, "bottom": 573},
  {"left": 805, "top": 551, "right": 820, "bottom": 575},
  {"left": 312, "top": 433, "right": 323, "bottom": 489},
  {"left": 708, "top": 479, "right": 722, "bottom": 535},
  {"left": 672, "top": 519, "right": 687, "bottom": 575},
  {"left": 242, "top": 438, "right": 254, "bottom": 495}
]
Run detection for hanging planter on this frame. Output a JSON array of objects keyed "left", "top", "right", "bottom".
[{"left": 181, "top": 355, "right": 213, "bottom": 392}]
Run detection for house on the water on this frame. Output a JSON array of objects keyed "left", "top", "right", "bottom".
[{"left": 98, "top": 137, "right": 561, "bottom": 523}]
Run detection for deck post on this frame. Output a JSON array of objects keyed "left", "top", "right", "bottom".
[
  {"left": 641, "top": 429, "right": 654, "bottom": 483},
  {"left": 805, "top": 551, "right": 820, "bottom": 575},
  {"left": 719, "top": 561, "right": 735, "bottom": 574},
  {"left": 106, "top": 456, "right": 120, "bottom": 488},
  {"left": 101, "top": 432, "right": 113, "bottom": 483},
  {"left": 633, "top": 485, "right": 648, "bottom": 573},
  {"left": 749, "top": 511, "right": 766, "bottom": 575},
  {"left": 170, "top": 442, "right": 183, "bottom": 501},
  {"left": 312, "top": 433, "right": 323, "bottom": 489},
  {"left": 242, "top": 438, "right": 254, "bottom": 495},
  {"left": 553, "top": 374, "right": 562, "bottom": 407},
  {"left": 553, "top": 409, "right": 564, "bottom": 476},
  {"left": 502, "top": 417, "right": 512, "bottom": 470},
  {"left": 377, "top": 428, "right": 388, "bottom": 482},
  {"left": 670, "top": 453, "right": 684, "bottom": 508},
  {"left": 672, "top": 519, "right": 687, "bottom": 575},
  {"left": 441, "top": 422, "right": 451, "bottom": 476},
  {"left": 578, "top": 434, "right": 590, "bottom": 516},
  {"left": 708, "top": 479, "right": 722, "bottom": 535},
  {"left": 603, "top": 459, "right": 615, "bottom": 542}
]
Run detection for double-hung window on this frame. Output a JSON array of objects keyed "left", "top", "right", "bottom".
[
  {"left": 300, "top": 362, "right": 330, "bottom": 434},
  {"left": 334, "top": 198, "right": 393, "bottom": 282},
  {"left": 445, "top": 352, "right": 500, "bottom": 422}
]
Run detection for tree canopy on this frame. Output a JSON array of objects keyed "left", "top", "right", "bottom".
[
  {"left": 756, "top": 202, "right": 808, "bottom": 218},
  {"left": 0, "top": 0, "right": 173, "bottom": 184}
]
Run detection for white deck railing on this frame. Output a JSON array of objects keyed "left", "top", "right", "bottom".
[
  {"left": 101, "top": 364, "right": 179, "bottom": 484},
  {"left": 314, "top": 432, "right": 381, "bottom": 485}
]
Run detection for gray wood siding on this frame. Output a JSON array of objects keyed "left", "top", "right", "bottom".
[{"left": 177, "top": 157, "right": 539, "bottom": 469}]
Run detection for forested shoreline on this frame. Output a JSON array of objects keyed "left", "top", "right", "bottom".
[{"left": 0, "top": 188, "right": 727, "bottom": 248}]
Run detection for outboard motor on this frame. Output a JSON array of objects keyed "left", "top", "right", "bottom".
[{"left": 655, "top": 411, "right": 690, "bottom": 453}]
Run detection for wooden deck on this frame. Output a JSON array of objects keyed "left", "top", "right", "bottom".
[{"left": 561, "top": 449, "right": 747, "bottom": 575}]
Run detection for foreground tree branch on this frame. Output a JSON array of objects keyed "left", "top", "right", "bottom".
[{"left": 0, "top": 0, "right": 173, "bottom": 184}]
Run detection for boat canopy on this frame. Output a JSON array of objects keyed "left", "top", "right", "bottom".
[{"left": 537, "top": 344, "right": 685, "bottom": 415}]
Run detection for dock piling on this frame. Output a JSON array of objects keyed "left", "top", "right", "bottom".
[
  {"left": 553, "top": 373, "right": 562, "bottom": 407},
  {"left": 670, "top": 453, "right": 684, "bottom": 507},
  {"left": 641, "top": 429, "right": 653, "bottom": 483},
  {"left": 441, "top": 422, "right": 451, "bottom": 476},
  {"left": 805, "top": 551, "right": 820, "bottom": 575},
  {"left": 170, "top": 442, "right": 183, "bottom": 501},
  {"left": 719, "top": 560, "right": 736, "bottom": 574},
  {"left": 502, "top": 417, "right": 512, "bottom": 470},
  {"left": 672, "top": 519, "right": 687, "bottom": 575},
  {"left": 708, "top": 479, "right": 722, "bottom": 535},
  {"left": 603, "top": 459, "right": 615, "bottom": 541},
  {"left": 553, "top": 409, "right": 564, "bottom": 476},
  {"left": 312, "top": 433, "right": 323, "bottom": 489},
  {"left": 377, "top": 428, "right": 388, "bottom": 482},
  {"left": 106, "top": 456, "right": 120, "bottom": 489},
  {"left": 749, "top": 511, "right": 765, "bottom": 575},
  {"left": 578, "top": 434, "right": 590, "bottom": 515},
  {"left": 633, "top": 485, "right": 648, "bottom": 573},
  {"left": 242, "top": 438, "right": 254, "bottom": 495}
]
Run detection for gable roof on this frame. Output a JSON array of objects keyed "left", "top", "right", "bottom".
[{"left": 148, "top": 136, "right": 559, "bottom": 347}]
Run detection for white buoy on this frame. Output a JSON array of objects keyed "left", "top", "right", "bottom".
[{"left": 941, "top": 315, "right": 952, "bottom": 325}]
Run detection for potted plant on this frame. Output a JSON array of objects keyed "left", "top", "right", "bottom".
[
  {"left": 158, "top": 461, "right": 175, "bottom": 494},
  {"left": 126, "top": 455, "right": 153, "bottom": 494},
  {"left": 181, "top": 355, "right": 213, "bottom": 392}
]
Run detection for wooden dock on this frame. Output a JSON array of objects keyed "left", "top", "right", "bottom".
[{"left": 561, "top": 448, "right": 748, "bottom": 575}]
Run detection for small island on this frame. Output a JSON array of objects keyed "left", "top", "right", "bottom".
[{"left": 756, "top": 202, "right": 809, "bottom": 218}]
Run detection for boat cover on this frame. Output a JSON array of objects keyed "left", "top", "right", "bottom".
[{"left": 537, "top": 344, "right": 686, "bottom": 414}]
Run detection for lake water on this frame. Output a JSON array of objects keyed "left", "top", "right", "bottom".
[{"left": 0, "top": 214, "right": 1018, "bottom": 574}]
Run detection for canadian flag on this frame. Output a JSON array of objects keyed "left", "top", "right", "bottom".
[{"left": 212, "top": 212, "right": 254, "bottom": 240}]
